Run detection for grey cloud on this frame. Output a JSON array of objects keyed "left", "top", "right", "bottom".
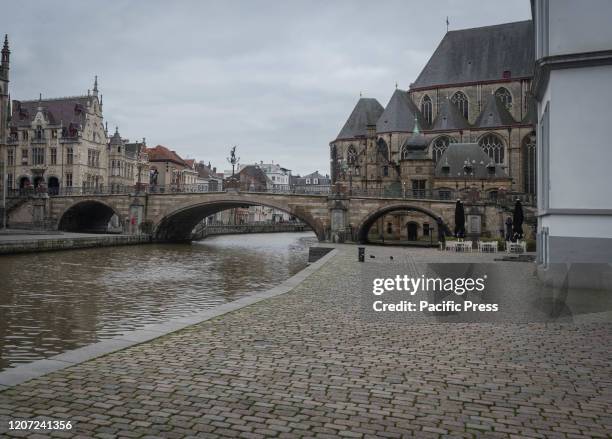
[{"left": 2, "top": 0, "right": 530, "bottom": 175}]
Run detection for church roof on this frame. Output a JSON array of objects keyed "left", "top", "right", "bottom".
[
  {"left": 434, "top": 143, "right": 508, "bottom": 178},
  {"left": 336, "top": 97, "right": 384, "bottom": 140},
  {"left": 11, "top": 95, "right": 93, "bottom": 128},
  {"left": 430, "top": 97, "right": 470, "bottom": 131},
  {"left": 376, "top": 89, "right": 426, "bottom": 133},
  {"left": 473, "top": 93, "right": 516, "bottom": 128},
  {"left": 411, "top": 20, "right": 534, "bottom": 89},
  {"left": 402, "top": 118, "right": 428, "bottom": 151}
]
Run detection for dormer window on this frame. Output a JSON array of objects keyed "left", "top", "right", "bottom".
[{"left": 35, "top": 125, "right": 43, "bottom": 140}]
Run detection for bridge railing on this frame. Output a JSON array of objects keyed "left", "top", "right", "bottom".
[{"left": 6, "top": 184, "right": 536, "bottom": 206}]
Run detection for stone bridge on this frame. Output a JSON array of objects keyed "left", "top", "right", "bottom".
[{"left": 7, "top": 190, "right": 508, "bottom": 243}]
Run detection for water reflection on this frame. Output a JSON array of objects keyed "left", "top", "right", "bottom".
[{"left": 0, "top": 232, "right": 316, "bottom": 370}]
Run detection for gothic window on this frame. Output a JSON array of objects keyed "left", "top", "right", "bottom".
[
  {"left": 421, "top": 95, "right": 432, "bottom": 125},
  {"left": 347, "top": 145, "right": 357, "bottom": 165},
  {"left": 451, "top": 91, "right": 469, "bottom": 119},
  {"left": 431, "top": 135, "right": 456, "bottom": 163},
  {"left": 495, "top": 87, "right": 512, "bottom": 110},
  {"left": 479, "top": 133, "right": 505, "bottom": 164},
  {"left": 401, "top": 144, "right": 410, "bottom": 160},
  {"left": 377, "top": 138, "right": 389, "bottom": 162},
  {"left": 522, "top": 132, "right": 537, "bottom": 195},
  {"left": 35, "top": 125, "right": 43, "bottom": 140}
]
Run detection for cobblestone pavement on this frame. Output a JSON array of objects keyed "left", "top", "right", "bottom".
[{"left": 1, "top": 246, "right": 611, "bottom": 438}]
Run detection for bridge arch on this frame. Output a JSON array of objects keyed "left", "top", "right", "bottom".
[
  {"left": 153, "top": 198, "right": 326, "bottom": 242},
  {"left": 355, "top": 203, "right": 450, "bottom": 244},
  {"left": 57, "top": 199, "right": 122, "bottom": 233}
]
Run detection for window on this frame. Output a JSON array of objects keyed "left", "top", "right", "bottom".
[
  {"left": 51, "top": 129, "right": 57, "bottom": 139},
  {"left": 50, "top": 148, "right": 57, "bottom": 165},
  {"left": 35, "top": 125, "right": 43, "bottom": 140},
  {"left": 439, "top": 189, "right": 451, "bottom": 200},
  {"left": 382, "top": 165, "right": 389, "bottom": 177},
  {"left": 67, "top": 147, "right": 74, "bottom": 165},
  {"left": 313, "top": 178, "right": 318, "bottom": 185},
  {"left": 7, "top": 148, "right": 14, "bottom": 166},
  {"left": 412, "top": 179, "right": 426, "bottom": 198},
  {"left": 22, "top": 131, "right": 28, "bottom": 140},
  {"left": 523, "top": 132, "right": 537, "bottom": 195},
  {"left": 376, "top": 138, "right": 388, "bottom": 162},
  {"left": 423, "top": 223, "right": 430, "bottom": 236},
  {"left": 65, "top": 172, "right": 73, "bottom": 187},
  {"left": 347, "top": 145, "right": 358, "bottom": 165},
  {"left": 387, "top": 222, "right": 393, "bottom": 234},
  {"left": 421, "top": 95, "right": 432, "bottom": 125},
  {"left": 451, "top": 91, "right": 469, "bottom": 119},
  {"left": 7, "top": 173, "right": 13, "bottom": 189},
  {"left": 431, "top": 136, "right": 456, "bottom": 163},
  {"left": 479, "top": 134, "right": 505, "bottom": 164},
  {"left": 305, "top": 178, "right": 311, "bottom": 184},
  {"left": 495, "top": 87, "right": 512, "bottom": 110},
  {"left": 21, "top": 148, "right": 28, "bottom": 164},
  {"left": 32, "top": 147, "right": 45, "bottom": 165}
]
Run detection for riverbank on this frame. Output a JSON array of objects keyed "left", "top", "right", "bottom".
[
  {"left": 0, "top": 231, "right": 150, "bottom": 255},
  {"left": 0, "top": 245, "right": 610, "bottom": 437}
]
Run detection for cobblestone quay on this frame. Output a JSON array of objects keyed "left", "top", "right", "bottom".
[{"left": 1, "top": 247, "right": 611, "bottom": 438}]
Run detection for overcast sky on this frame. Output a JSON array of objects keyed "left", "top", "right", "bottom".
[{"left": 2, "top": 1, "right": 530, "bottom": 176}]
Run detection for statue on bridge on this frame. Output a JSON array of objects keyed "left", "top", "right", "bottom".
[{"left": 227, "top": 145, "right": 240, "bottom": 177}]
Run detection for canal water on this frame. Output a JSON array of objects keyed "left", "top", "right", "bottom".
[{"left": 0, "top": 232, "right": 317, "bottom": 371}]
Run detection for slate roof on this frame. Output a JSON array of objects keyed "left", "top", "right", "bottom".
[
  {"left": 336, "top": 98, "right": 384, "bottom": 140},
  {"left": 412, "top": 20, "right": 534, "bottom": 89},
  {"left": 473, "top": 93, "right": 516, "bottom": 128},
  {"left": 376, "top": 89, "right": 426, "bottom": 133},
  {"left": 402, "top": 120, "right": 428, "bottom": 151},
  {"left": 109, "top": 127, "right": 122, "bottom": 146},
  {"left": 146, "top": 145, "right": 187, "bottom": 166},
  {"left": 124, "top": 142, "right": 144, "bottom": 159},
  {"left": 11, "top": 96, "right": 92, "bottom": 128},
  {"left": 431, "top": 97, "right": 470, "bottom": 131},
  {"left": 434, "top": 143, "right": 508, "bottom": 178}
]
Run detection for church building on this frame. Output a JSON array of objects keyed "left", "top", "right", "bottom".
[{"left": 330, "top": 20, "right": 537, "bottom": 202}]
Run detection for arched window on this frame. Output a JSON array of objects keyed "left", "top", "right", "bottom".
[
  {"left": 347, "top": 145, "right": 357, "bottom": 165},
  {"left": 522, "top": 132, "right": 537, "bottom": 194},
  {"left": 495, "top": 87, "right": 512, "bottom": 110},
  {"left": 451, "top": 91, "right": 469, "bottom": 119},
  {"left": 479, "top": 133, "right": 505, "bottom": 164},
  {"left": 431, "top": 135, "right": 456, "bottom": 163},
  {"left": 401, "top": 144, "right": 409, "bottom": 160},
  {"left": 421, "top": 95, "right": 432, "bottom": 125},
  {"left": 376, "top": 138, "right": 389, "bottom": 162}
]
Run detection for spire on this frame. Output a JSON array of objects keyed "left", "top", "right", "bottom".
[
  {"left": 412, "top": 115, "right": 421, "bottom": 135},
  {"left": 93, "top": 75, "right": 98, "bottom": 95},
  {"left": 1, "top": 36, "right": 10, "bottom": 80},
  {"left": 1, "top": 34, "right": 9, "bottom": 63}
]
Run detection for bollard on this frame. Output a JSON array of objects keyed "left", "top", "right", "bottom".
[{"left": 358, "top": 247, "right": 365, "bottom": 262}]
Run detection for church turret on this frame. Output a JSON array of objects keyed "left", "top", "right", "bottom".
[
  {"left": 92, "top": 75, "right": 99, "bottom": 96},
  {"left": 0, "top": 34, "right": 9, "bottom": 81}
]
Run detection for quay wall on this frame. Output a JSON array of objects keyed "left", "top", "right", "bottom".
[{"left": 0, "top": 234, "right": 151, "bottom": 255}]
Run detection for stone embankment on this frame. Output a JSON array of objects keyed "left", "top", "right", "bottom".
[{"left": 0, "top": 232, "right": 151, "bottom": 255}]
